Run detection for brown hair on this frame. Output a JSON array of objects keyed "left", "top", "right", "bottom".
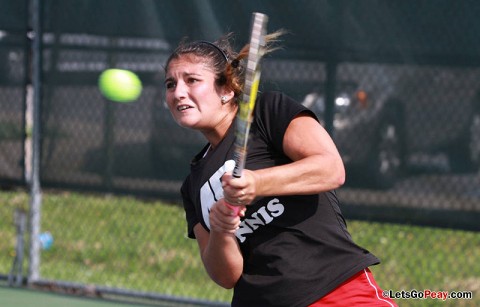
[{"left": 165, "top": 31, "right": 284, "bottom": 102}]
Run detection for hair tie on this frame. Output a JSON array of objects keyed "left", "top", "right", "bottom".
[{"left": 231, "top": 59, "right": 239, "bottom": 68}]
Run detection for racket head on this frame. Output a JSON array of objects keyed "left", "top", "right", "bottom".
[{"left": 232, "top": 12, "right": 269, "bottom": 178}]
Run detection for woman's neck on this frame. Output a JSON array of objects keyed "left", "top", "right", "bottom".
[{"left": 202, "top": 105, "right": 237, "bottom": 149}]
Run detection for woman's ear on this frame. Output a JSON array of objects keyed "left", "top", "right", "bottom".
[{"left": 223, "top": 90, "right": 235, "bottom": 102}]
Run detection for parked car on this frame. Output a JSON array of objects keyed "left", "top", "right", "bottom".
[{"left": 261, "top": 61, "right": 480, "bottom": 189}]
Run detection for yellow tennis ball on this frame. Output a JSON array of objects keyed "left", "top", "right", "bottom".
[{"left": 98, "top": 69, "right": 142, "bottom": 103}]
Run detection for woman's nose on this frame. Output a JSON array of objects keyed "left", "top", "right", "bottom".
[{"left": 173, "top": 81, "right": 187, "bottom": 100}]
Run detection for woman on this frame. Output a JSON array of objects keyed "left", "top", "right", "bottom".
[{"left": 163, "top": 33, "right": 397, "bottom": 307}]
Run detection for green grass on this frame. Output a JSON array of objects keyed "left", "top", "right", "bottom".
[{"left": 1, "top": 189, "right": 479, "bottom": 306}]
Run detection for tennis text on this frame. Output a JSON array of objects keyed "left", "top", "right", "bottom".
[{"left": 235, "top": 198, "right": 284, "bottom": 243}]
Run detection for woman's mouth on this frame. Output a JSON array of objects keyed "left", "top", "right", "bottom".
[{"left": 177, "top": 105, "right": 192, "bottom": 111}]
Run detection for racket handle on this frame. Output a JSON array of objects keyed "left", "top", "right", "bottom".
[
  {"left": 224, "top": 160, "right": 241, "bottom": 215},
  {"left": 225, "top": 202, "right": 242, "bottom": 215}
]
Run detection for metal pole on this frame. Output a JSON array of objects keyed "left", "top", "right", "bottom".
[
  {"left": 8, "top": 209, "right": 27, "bottom": 287},
  {"left": 103, "top": 37, "right": 118, "bottom": 192},
  {"left": 28, "top": 0, "right": 43, "bottom": 283},
  {"left": 324, "top": 61, "right": 337, "bottom": 135},
  {"left": 324, "top": 0, "right": 343, "bottom": 135}
]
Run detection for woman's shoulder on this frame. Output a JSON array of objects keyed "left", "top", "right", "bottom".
[
  {"left": 257, "top": 90, "right": 312, "bottom": 115},
  {"left": 256, "top": 90, "right": 293, "bottom": 111},
  {"left": 255, "top": 90, "right": 319, "bottom": 128},
  {"left": 258, "top": 90, "right": 291, "bottom": 102}
]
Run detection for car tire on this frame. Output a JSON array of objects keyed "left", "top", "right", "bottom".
[
  {"left": 449, "top": 108, "right": 480, "bottom": 172},
  {"left": 365, "top": 108, "right": 404, "bottom": 189}
]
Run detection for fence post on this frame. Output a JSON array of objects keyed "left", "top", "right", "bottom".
[
  {"left": 28, "top": 0, "right": 43, "bottom": 283},
  {"left": 323, "top": 0, "right": 343, "bottom": 135}
]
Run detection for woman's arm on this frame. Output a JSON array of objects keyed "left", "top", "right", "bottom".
[
  {"left": 193, "top": 200, "right": 245, "bottom": 288},
  {"left": 259, "top": 113, "right": 345, "bottom": 194},
  {"left": 223, "top": 113, "right": 345, "bottom": 203}
]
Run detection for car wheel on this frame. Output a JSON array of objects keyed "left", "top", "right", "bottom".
[
  {"left": 449, "top": 109, "right": 480, "bottom": 172},
  {"left": 365, "top": 117, "right": 404, "bottom": 189}
]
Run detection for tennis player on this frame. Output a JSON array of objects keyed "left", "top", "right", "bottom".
[{"left": 163, "top": 33, "right": 397, "bottom": 307}]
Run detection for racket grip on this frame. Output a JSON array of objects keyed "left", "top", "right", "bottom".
[
  {"left": 225, "top": 202, "right": 242, "bottom": 215},
  {"left": 224, "top": 160, "right": 241, "bottom": 215}
]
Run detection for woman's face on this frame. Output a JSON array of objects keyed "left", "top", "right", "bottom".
[{"left": 165, "top": 56, "right": 228, "bottom": 131}]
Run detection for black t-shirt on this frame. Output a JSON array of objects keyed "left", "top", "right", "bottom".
[{"left": 181, "top": 91, "right": 379, "bottom": 307}]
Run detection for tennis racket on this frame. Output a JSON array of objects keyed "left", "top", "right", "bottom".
[{"left": 225, "top": 12, "right": 268, "bottom": 214}]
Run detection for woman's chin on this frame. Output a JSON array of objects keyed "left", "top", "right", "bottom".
[{"left": 176, "top": 119, "right": 198, "bottom": 129}]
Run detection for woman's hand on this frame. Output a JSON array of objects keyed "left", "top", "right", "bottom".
[
  {"left": 221, "top": 169, "right": 257, "bottom": 206},
  {"left": 209, "top": 199, "right": 246, "bottom": 234}
]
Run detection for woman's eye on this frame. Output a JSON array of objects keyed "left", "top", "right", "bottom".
[
  {"left": 187, "top": 78, "right": 198, "bottom": 84},
  {"left": 165, "top": 81, "right": 175, "bottom": 89}
]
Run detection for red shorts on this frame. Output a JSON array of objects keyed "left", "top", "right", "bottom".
[{"left": 309, "top": 268, "right": 398, "bottom": 306}]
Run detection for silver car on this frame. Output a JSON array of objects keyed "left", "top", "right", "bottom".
[{"left": 262, "top": 61, "right": 480, "bottom": 189}]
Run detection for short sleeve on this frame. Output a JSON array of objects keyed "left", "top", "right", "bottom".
[{"left": 254, "top": 91, "right": 318, "bottom": 153}]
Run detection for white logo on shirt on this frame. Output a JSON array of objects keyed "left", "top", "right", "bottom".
[
  {"left": 199, "top": 162, "right": 231, "bottom": 229},
  {"left": 200, "top": 160, "right": 285, "bottom": 243}
]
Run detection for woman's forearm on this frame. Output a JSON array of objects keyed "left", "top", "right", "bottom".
[
  {"left": 254, "top": 154, "right": 345, "bottom": 197},
  {"left": 202, "top": 232, "right": 243, "bottom": 288},
  {"left": 194, "top": 207, "right": 244, "bottom": 289}
]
